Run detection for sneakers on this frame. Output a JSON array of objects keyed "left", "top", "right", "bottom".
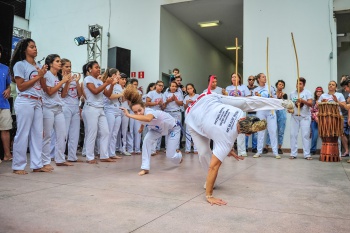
[
  {"left": 278, "top": 148, "right": 283, "bottom": 154},
  {"left": 252, "top": 148, "right": 257, "bottom": 153},
  {"left": 275, "top": 155, "right": 281, "bottom": 159},
  {"left": 282, "top": 99, "right": 294, "bottom": 110},
  {"left": 240, "top": 154, "right": 248, "bottom": 157},
  {"left": 123, "top": 151, "right": 131, "bottom": 156},
  {"left": 253, "top": 153, "right": 261, "bottom": 158},
  {"left": 263, "top": 148, "right": 268, "bottom": 154}
]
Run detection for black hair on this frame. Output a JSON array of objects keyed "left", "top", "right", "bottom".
[
  {"left": 340, "top": 78, "right": 350, "bottom": 87},
  {"left": 146, "top": 82, "right": 156, "bottom": 94},
  {"left": 186, "top": 83, "right": 197, "bottom": 94},
  {"left": 298, "top": 77, "right": 306, "bottom": 85},
  {"left": 130, "top": 78, "right": 138, "bottom": 84},
  {"left": 275, "top": 80, "right": 285, "bottom": 88},
  {"left": 0, "top": 44, "right": 3, "bottom": 53},
  {"left": 208, "top": 75, "right": 217, "bottom": 83},
  {"left": 230, "top": 72, "right": 242, "bottom": 85},
  {"left": 45, "top": 54, "right": 62, "bottom": 80},
  {"left": 10, "top": 38, "right": 35, "bottom": 77}
]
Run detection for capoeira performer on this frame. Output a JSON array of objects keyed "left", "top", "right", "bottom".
[
  {"left": 41, "top": 54, "right": 72, "bottom": 169},
  {"left": 120, "top": 85, "right": 183, "bottom": 176},
  {"left": 185, "top": 75, "right": 293, "bottom": 206},
  {"left": 10, "top": 38, "right": 50, "bottom": 174},
  {"left": 225, "top": 73, "right": 250, "bottom": 157},
  {"left": 82, "top": 61, "right": 118, "bottom": 163}
]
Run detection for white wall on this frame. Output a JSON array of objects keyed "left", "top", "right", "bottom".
[
  {"left": 27, "top": 0, "right": 166, "bottom": 89},
  {"left": 244, "top": 0, "right": 337, "bottom": 149},
  {"left": 334, "top": 0, "right": 350, "bottom": 11},
  {"left": 13, "top": 16, "right": 29, "bottom": 30},
  {"left": 160, "top": 7, "right": 235, "bottom": 92}
]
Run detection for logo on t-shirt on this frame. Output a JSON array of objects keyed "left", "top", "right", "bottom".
[{"left": 228, "top": 90, "right": 242, "bottom": 97}]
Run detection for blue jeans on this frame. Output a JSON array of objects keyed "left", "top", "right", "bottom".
[
  {"left": 310, "top": 120, "right": 318, "bottom": 153},
  {"left": 245, "top": 113, "right": 257, "bottom": 149},
  {"left": 266, "top": 109, "right": 286, "bottom": 146}
]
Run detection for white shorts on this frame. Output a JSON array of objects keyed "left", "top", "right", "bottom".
[{"left": 0, "top": 109, "right": 12, "bottom": 130}]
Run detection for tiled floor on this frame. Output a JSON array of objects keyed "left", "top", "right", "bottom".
[{"left": 0, "top": 152, "right": 349, "bottom": 233}]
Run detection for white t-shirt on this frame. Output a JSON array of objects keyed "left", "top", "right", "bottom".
[
  {"left": 185, "top": 92, "right": 243, "bottom": 162},
  {"left": 42, "top": 71, "right": 64, "bottom": 107},
  {"left": 183, "top": 94, "right": 199, "bottom": 108},
  {"left": 146, "top": 90, "right": 163, "bottom": 111},
  {"left": 13, "top": 60, "right": 43, "bottom": 97},
  {"left": 226, "top": 85, "right": 250, "bottom": 97},
  {"left": 163, "top": 91, "right": 183, "bottom": 112},
  {"left": 84, "top": 76, "right": 104, "bottom": 108},
  {"left": 141, "top": 108, "right": 177, "bottom": 136},
  {"left": 103, "top": 84, "right": 122, "bottom": 113},
  {"left": 62, "top": 79, "right": 79, "bottom": 105},
  {"left": 290, "top": 89, "right": 312, "bottom": 117},
  {"left": 318, "top": 92, "right": 346, "bottom": 115},
  {"left": 253, "top": 84, "right": 276, "bottom": 98},
  {"left": 203, "top": 86, "right": 223, "bottom": 95}
]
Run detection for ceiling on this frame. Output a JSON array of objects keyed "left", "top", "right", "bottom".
[{"left": 162, "top": 0, "right": 243, "bottom": 64}]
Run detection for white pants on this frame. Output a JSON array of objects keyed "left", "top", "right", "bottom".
[
  {"left": 237, "top": 134, "right": 246, "bottom": 155},
  {"left": 185, "top": 126, "right": 197, "bottom": 152},
  {"left": 127, "top": 117, "right": 142, "bottom": 153},
  {"left": 290, "top": 115, "right": 311, "bottom": 158},
  {"left": 12, "top": 97, "right": 43, "bottom": 170},
  {"left": 63, "top": 104, "right": 80, "bottom": 161},
  {"left": 256, "top": 110, "right": 278, "bottom": 155},
  {"left": 105, "top": 111, "right": 122, "bottom": 156},
  {"left": 50, "top": 129, "right": 55, "bottom": 159},
  {"left": 141, "top": 126, "right": 182, "bottom": 170},
  {"left": 188, "top": 127, "right": 212, "bottom": 174},
  {"left": 82, "top": 105, "right": 109, "bottom": 161},
  {"left": 165, "top": 111, "right": 181, "bottom": 149},
  {"left": 42, "top": 106, "right": 67, "bottom": 165},
  {"left": 119, "top": 111, "right": 129, "bottom": 153}
]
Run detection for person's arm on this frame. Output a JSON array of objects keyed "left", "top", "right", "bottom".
[
  {"left": 145, "top": 97, "right": 157, "bottom": 107},
  {"left": 80, "top": 82, "right": 86, "bottom": 99},
  {"left": 16, "top": 65, "right": 47, "bottom": 92},
  {"left": 120, "top": 107, "right": 154, "bottom": 122},
  {"left": 138, "top": 124, "right": 144, "bottom": 133},
  {"left": 74, "top": 74, "right": 83, "bottom": 98},
  {"left": 87, "top": 81, "right": 109, "bottom": 95},
  {"left": 298, "top": 98, "right": 312, "bottom": 108},
  {"left": 103, "top": 78, "right": 117, "bottom": 97},
  {"left": 2, "top": 84, "right": 11, "bottom": 99},
  {"left": 45, "top": 74, "right": 70, "bottom": 96},
  {"left": 174, "top": 94, "right": 183, "bottom": 106}
]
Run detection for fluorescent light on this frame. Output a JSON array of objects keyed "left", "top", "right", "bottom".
[
  {"left": 226, "top": 46, "right": 242, "bottom": 50},
  {"left": 198, "top": 20, "right": 220, "bottom": 28}
]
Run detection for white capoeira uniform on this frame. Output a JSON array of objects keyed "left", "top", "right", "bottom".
[
  {"left": 163, "top": 90, "right": 183, "bottom": 149},
  {"left": 253, "top": 85, "right": 278, "bottom": 156},
  {"left": 183, "top": 93, "right": 199, "bottom": 153},
  {"left": 185, "top": 92, "right": 286, "bottom": 173},
  {"left": 318, "top": 92, "right": 346, "bottom": 158},
  {"left": 226, "top": 84, "right": 250, "bottom": 156},
  {"left": 42, "top": 71, "right": 67, "bottom": 165},
  {"left": 82, "top": 76, "right": 110, "bottom": 161},
  {"left": 146, "top": 90, "right": 164, "bottom": 152},
  {"left": 127, "top": 90, "right": 142, "bottom": 154},
  {"left": 62, "top": 79, "right": 80, "bottom": 161},
  {"left": 12, "top": 60, "right": 44, "bottom": 171},
  {"left": 140, "top": 108, "right": 182, "bottom": 170},
  {"left": 290, "top": 89, "right": 312, "bottom": 158},
  {"left": 118, "top": 86, "right": 130, "bottom": 154},
  {"left": 104, "top": 84, "right": 122, "bottom": 157}
]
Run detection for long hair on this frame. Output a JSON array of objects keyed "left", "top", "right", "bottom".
[
  {"left": 313, "top": 86, "right": 324, "bottom": 101},
  {"left": 45, "top": 54, "right": 62, "bottom": 80},
  {"left": 186, "top": 83, "right": 197, "bottom": 94},
  {"left": 101, "top": 68, "right": 119, "bottom": 82},
  {"left": 123, "top": 84, "right": 144, "bottom": 109},
  {"left": 146, "top": 82, "right": 155, "bottom": 94},
  {"left": 231, "top": 72, "right": 242, "bottom": 85},
  {"left": 10, "top": 38, "right": 35, "bottom": 78},
  {"left": 58, "top": 58, "right": 71, "bottom": 81}
]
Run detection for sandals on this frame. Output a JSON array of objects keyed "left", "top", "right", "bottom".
[
  {"left": 341, "top": 153, "right": 349, "bottom": 157},
  {"left": 289, "top": 156, "right": 297, "bottom": 159},
  {"left": 305, "top": 157, "right": 313, "bottom": 160}
]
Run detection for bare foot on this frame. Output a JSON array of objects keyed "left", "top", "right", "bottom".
[
  {"left": 138, "top": 170, "right": 149, "bottom": 176},
  {"left": 100, "top": 158, "right": 116, "bottom": 162},
  {"left": 13, "top": 170, "right": 28, "bottom": 175},
  {"left": 109, "top": 156, "right": 122, "bottom": 159},
  {"left": 56, "top": 162, "right": 74, "bottom": 166},
  {"left": 43, "top": 164, "right": 54, "bottom": 170},
  {"left": 4, "top": 154, "right": 13, "bottom": 161},
  {"left": 33, "top": 167, "right": 52, "bottom": 172},
  {"left": 193, "top": 151, "right": 198, "bottom": 154},
  {"left": 180, "top": 157, "right": 183, "bottom": 164},
  {"left": 87, "top": 159, "right": 98, "bottom": 164}
]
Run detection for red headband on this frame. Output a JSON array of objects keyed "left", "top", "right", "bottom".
[{"left": 315, "top": 87, "right": 323, "bottom": 91}]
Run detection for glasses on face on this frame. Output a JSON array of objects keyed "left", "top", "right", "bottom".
[
  {"left": 157, "top": 84, "right": 164, "bottom": 87},
  {"left": 248, "top": 79, "right": 254, "bottom": 81}
]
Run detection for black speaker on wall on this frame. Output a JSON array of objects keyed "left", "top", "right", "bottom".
[
  {"left": 0, "top": 2, "right": 14, "bottom": 66},
  {"left": 108, "top": 47, "right": 131, "bottom": 77}
]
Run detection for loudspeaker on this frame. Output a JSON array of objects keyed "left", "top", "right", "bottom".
[
  {"left": 108, "top": 47, "right": 131, "bottom": 77},
  {"left": 0, "top": 2, "right": 14, "bottom": 66}
]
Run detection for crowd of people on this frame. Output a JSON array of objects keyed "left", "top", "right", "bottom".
[{"left": 0, "top": 38, "right": 350, "bottom": 205}]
